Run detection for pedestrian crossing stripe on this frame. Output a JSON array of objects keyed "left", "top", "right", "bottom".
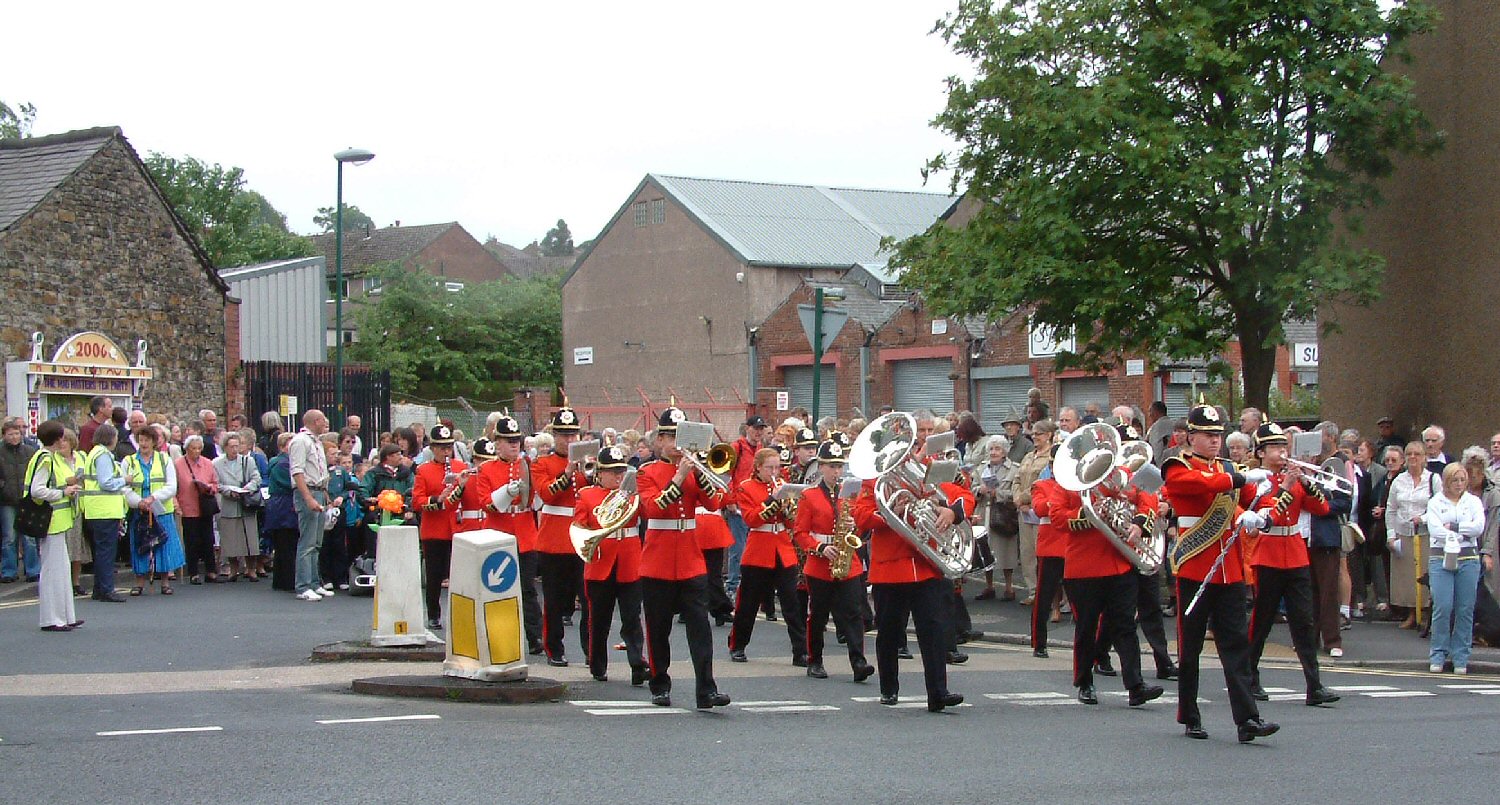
[
  {"left": 1439, "top": 684, "right": 1500, "bottom": 689},
  {"left": 1362, "top": 690, "right": 1436, "bottom": 698},
  {"left": 742, "top": 705, "right": 840, "bottom": 713},
  {"left": 985, "top": 692, "right": 1068, "bottom": 700},
  {"left": 584, "top": 707, "right": 690, "bottom": 715},
  {"left": 1329, "top": 685, "right": 1397, "bottom": 692}
]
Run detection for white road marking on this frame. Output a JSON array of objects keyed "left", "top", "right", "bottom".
[
  {"left": 1268, "top": 693, "right": 1306, "bottom": 702},
  {"left": 733, "top": 700, "right": 810, "bottom": 707},
  {"left": 1329, "top": 685, "right": 1398, "bottom": 692},
  {"left": 1469, "top": 690, "right": 1500, "bottom": 695},
  {"left": 1440, "top": 684, "right": 1500, "bottom": 689},
  {"left": 315, "top": 714, "right": 441, "bottom": 725},
  {"left": 569, "top": 700, "right": 650, "bottom": 707},
  {"left": 985, "top": 692, "right": 1069, "bottom": 700},
  {"left": 1361, "top": 691, "right": 1435, "bottom": 698},
  {"left": 741, "top": 705, "right": 840, "bottom": 713},
  {"left": 1014, "top": 699, "right": 1080, "bottom": 706},
  {"left": 97, "top": 726, "right": 223, "bottom": 737},
  {"left": 583, "top": 707, "right": 689, "bottom": 715}
]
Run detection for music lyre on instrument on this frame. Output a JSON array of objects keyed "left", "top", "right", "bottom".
[
  {"left": 673, "top": 421, "right": 734, "bottom": 493},
  {"left": 569, "top": 439, "right": 600, "bottom": 476}
]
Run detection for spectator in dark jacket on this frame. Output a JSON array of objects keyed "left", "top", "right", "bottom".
[
  {"left": 1, "top": 419, "right": 41, "bottom": 583},
  {"left": 1309, "top": 481, "right": 1353, "bottom": 658}
]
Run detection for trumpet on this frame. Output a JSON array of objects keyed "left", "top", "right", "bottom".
[{"left": 1286, "top": 456, "right": 1354, "bottom": 495}]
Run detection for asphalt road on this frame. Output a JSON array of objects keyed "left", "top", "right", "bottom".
[{"left": 1, "top": 582, "right": 1496, "bottom": 804}]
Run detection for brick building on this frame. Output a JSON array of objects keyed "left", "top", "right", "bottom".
[
  {"left": 310, "top": 221, "right": 512, "bottom": 346},
  {"left": 0, "top": 126, "right": 232, "bottom": 430}
]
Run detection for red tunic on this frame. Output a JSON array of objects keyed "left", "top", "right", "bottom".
[
  {"left": 534, "top": 453, "right": 587, "bottom": 555},
  {"left": 737, "top": 477, "right": 798, "bottom": 569},
  {"left": 455, "top": 464, "right": 492, "bottom": 533},
  {"left": 412, "top": 459, "right": 467, "bottom": 541},
  {"left": 1246, "top": 472, "right": 1331, "bottom": 570},
  {"left": 574, "top": 484, "right": 642, "bottom": 583},
  {"left": 473, "top": 457, "right": 538, "bottom": 553},
  {"left": 1030, "top": 478, "right": 1069, "bottom": 559},
  {"left": 1056, "top": 488, "right": 1138, "bottom": 579},
  {"left": 694, "top": 508, "right": 733, "bottom": 551},
  {"left": 637, "top": 459, "right": 725, "bottom": 580},
  {"left": 793, "top": 482, "right": 864, "bottom": 581},
  {"left": 1161, "top": 453, "right": 1245, "bottom": 584},
  {"left": 852, "top": 478, "right": 975, "bottom": 584}
]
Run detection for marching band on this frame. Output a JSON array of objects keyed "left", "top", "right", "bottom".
[{"left": 397, "top": 400, "right": 1371, "bottom": 739}]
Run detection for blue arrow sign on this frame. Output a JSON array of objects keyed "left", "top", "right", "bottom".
[{"left": 481, "top": 550, "right": 518, "bottom": 594}]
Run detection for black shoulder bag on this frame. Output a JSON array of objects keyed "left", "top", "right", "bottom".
[{"left": 16, "top": 451, "right": 56, "bottom": 539}]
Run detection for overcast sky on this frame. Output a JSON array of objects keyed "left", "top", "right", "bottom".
[{"left": 9, "top": 1, "right": 966, "bottom": 250}]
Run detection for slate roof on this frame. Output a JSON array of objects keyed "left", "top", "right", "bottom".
[
  {"left": 1283, "top": 319, "right": 1318, "bottom": 343},
  {"left": 804, "top": 279, "right": 905, "bottom": 332},
  {"left": 0, "top": 127, "right": 118, "bottom": 233},
  {"left": 309, "top": 222, "right": 460, "bottom": 273}
]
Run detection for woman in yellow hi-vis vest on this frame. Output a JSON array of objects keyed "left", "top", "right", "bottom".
[
  {"left": 122, "top": 426, "right": 185, "bottom": 595},
  {"left": 24, "top": 420, "right": 83, "bottom": 631}
]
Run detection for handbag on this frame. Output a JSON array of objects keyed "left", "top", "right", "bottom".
[
  {"left": 134, "top": 511, "right": 167, "bottom": 556},
  {"left": 188, "top": 460, "right": 219, "bottom": 517},
  {"left": 16, "top": 451, "right": 55, "bottom": 539},
  {"left": 238, "top": 458, "right": 263, "bottom": 509}
]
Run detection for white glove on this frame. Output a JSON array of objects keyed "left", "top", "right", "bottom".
[
  {"left": 1243, "top": 468, "right": 1271, "bottom": 485},
  {"left": 507, "top": 479, "right": 523, "bottom": 497},
  {"left": 491, "top": 486, "right": 516, "bottom": 511},
  {"left": 1236, "top": 510, "right": 1266, "bottom": 532}
]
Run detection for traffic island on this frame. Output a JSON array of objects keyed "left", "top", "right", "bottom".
[
  {"left": 311, "top": 640, "right": 445, "bottom": 662},
  {"left": 351, "top": 674, "right": 566, "bottom": 704}
]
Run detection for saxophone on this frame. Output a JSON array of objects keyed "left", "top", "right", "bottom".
[{"left": 829, "top": 495, "right": 863, "bottom": 580}]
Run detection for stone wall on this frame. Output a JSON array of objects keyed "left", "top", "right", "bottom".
[{"left": 0, "top": 136, "right": 226, "bottom": 424}]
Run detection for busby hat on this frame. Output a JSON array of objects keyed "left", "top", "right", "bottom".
[
  {"left": 494, "top": 415, "right": 522, "bottom": 439},
  {"left": 795, "top": 427, "right": 819, "bottom": 447},
  {"left": 817, "top": 440, "right": 847, "bottom": 464},
  {"left": 657, "top": 406, "right": 686, "bottom": 433},
  {"left": 429, "top": 424, "right": 456, "bottom": 446},
  {"left": 1186, "top": 403, "right": 1224, "bottom": 434},
  {"left": 471, "top": 438, "right": 497, "bottom": 460},
  {"left": 596, "top": 444, "right": 629, "bottom": 470},
  {"left": 1255, "top": 422, "right": 1288, "bottom": 449},
  {"left": 551, "top": 407, "right": 581, "bottom": 433},
  {"left": 777, "top": 445, "right": 794, "bottom": 465}
]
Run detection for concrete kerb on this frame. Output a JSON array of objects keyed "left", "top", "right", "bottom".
[
  {"left": 351, "top": 674, "right": 567, "bottom": 704},
  {"left": 311, "top": 640, "right": 446, "bottom": 662}
]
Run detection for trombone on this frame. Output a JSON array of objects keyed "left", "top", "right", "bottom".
[
  {"left": 673, "top": 421, "right": 736, "bottom": 493},
  {"left": 1286, "top": 457, "right": 1354, "bottom": 495}
]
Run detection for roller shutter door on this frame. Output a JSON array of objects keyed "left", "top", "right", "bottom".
[
  {"left": 1059, "top": 376, "right": 1111, "bottom": 414},
  {"left": 1162, "top": 383, "right": 1196, "bottom": 419},
  {"left": 893, "top": 358, "right": 955, "bottom": 413},
  {"left": 976, "top": 376, "right": 1031, "bottom": 433},
  {"left": 783, "top": 365, "right": 835, "bottom": 417}
]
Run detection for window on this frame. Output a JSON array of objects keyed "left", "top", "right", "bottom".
[
  {"left": 327, "top": 276, "right": 347, "bottom": 301},
  {"left": 445, "top": 281, "right": 465, "bottom": 293},
  {"left": 632, "top": 201, "right": 648, "bottom": 227},
  {"left": 366, "top": 276, "right": 382, "bottom": 295},
  {"left": 650, "top": 198, "right": 665, "bottom": 224}
]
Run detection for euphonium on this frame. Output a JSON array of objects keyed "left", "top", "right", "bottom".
[
  {"left": 570, "top": 468, "right": 639, "bottom": 561},
  {"left": 1054, "top": 423, "right": 1165, "bottom": 574},
  {"left": 829, "top": 494, "right": 862, "bottom": 580}
]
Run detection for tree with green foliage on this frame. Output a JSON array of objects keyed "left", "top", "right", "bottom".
[
  {"left": 145, "top": 153, "right": 316, "bottom": 268},
  {"left": 891, "top": 0, "right": 1439, "bottom": 411},
  {"left": 348, "top": 263, "right": 561, "bottom": 390},
  {"left": 314, "top": 204, "right": 375, "bottom": 234},
  {"left": 540, "top": 219, "right": 574, "bottom": 256},
  {"left": 0, "top": 99, "right": 36, "bottom": 139}
]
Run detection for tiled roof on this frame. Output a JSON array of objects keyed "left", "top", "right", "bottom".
[
  {"left": 0, "top": 127, "right": 117, "bottom": 233},
  {"left": 805, "top": 279, "right": 905, "bottom": 332},
  {"left": 1283, "top": 319, "right": 1318, "bottom": 343},
  {"left": 309, "top": 222, "right": 458, "bottom": 273}
]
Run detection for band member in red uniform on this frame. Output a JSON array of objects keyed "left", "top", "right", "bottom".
[
  {"left": 695, "top": 502, "right": 735, "bottom": 626},
  {"left": 789, "top": 427, "right": 819, "bottom": 483},
  {"left": 636, "top": 407, "right": 731, "bottom": 709},
  {"left": 574, "top": 444, "right": 648, "bottom": 686},
  {"left": 411, "top": 425, "right": 466, "bottom": 631},
  {"left": 724, "top": 415, "right": 770, "bottom": 599},
  {"left": 456, "top": 438, "right": 496, "bottom": 535},
  {"left": 793, "top": 440, "right": 874, "bottom": 682},
  {"left": 854, "top": 428, "right": 975, "bottom": 712},
  {"left": 1054, "top": 435, "right": 1164, "bottom": 707},
  {"left": 474, "top": 415, "right": 542, "bottom": 655},
  {"left": 1162, "top": 403, "right": 1279, "bottom": 742},
  {"left": 534, "top": 407, "right": 590, "bottom": 667},
  {"left": 729, "top": 448, "right": 808, "bottom": 665},
  {"left": 1244, "top": 422, "right": 1341, "bottom": 706},
  {"left": 1030, "top": 453, "right": 1068, "bottom": 658}
]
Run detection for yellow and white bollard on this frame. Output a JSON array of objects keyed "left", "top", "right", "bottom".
[
  {"left": 370, "top": 524, "right": 437, "bottom": 647},
  {"left": 444, "top": 529, "right": 528, "bottom": 681}
]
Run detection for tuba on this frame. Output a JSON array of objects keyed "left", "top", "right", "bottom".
[
  {"left": 570, "top": 467, "right": 639, "bottom": 561},
  {"left": 1054, "top": 423, "right": 1165, "bottom": 574},
  {"left": 848, "top": 412, "right": 975, "bottom": 579}
]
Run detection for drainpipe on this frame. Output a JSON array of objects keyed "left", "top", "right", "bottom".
[
  {"left": 747, "top": 326, "right": 758, "bottom": 413},
  {"left": 860, "top": 328, "right": 875, "bottom": 416}
]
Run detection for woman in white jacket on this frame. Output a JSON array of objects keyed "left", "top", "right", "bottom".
[
  {"left": 1387, "top": 442, "right": 1434, "bottom": 628},
  {"left": 1424, "top": 462, "right": 1487, "bottom": 673}
]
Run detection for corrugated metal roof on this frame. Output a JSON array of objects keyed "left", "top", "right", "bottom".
[
  {"left": 1283, "top": 319, "right": 1318, "bottom": 342},
  {"left": 652, "top": 174, "right": 956, "bottom": 276},
  {"left": 219, "top": 255, "right": 325, "bottom": 281},
  {"left": 0, "top": 127, "right": 117, "bottom": 233}
]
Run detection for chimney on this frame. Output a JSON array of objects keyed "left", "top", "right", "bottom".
[
  {"left": 394, "top": 220, "right": 401, "bottom": 227},
  {"left": 363, "top": 224, "right": 372, "bottom": 239}
]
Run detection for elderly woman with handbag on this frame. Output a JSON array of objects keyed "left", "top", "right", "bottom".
[
  {"left": 213, "top": 432, "right": 263, "bottom": 582},
  {"left": 974, "top": 436, "right": 1021, "bottom": 601},
  {"left": 175, "top": 434, "right": 220, "bottom": 585},
  {"left": 23, "top": 420, "right": 84, "bottom": 631},
  {"left": 1387, "top": 441, "right": 1436, "bottom": 629},
  {"left": 123, "top": 426, "right": 186, "bottom": 596}
]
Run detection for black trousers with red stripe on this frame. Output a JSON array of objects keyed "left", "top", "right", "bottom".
[
  {"left": 519, "top": 550, "right": 542, "bottom": 649},
  {"left": 539, "top": 551, "right": 588, "bottom": 661},
  {"left": 420, "top": 539, "right": 452, "bottom": 621},
  {"left": 1064, "top": 572, "right": 1144, "bottom": 691},
  {"left": 806, "top": 576, "right": 867, "bottom": 670},
  {"left": 872, "top": 578, "right": 950, "bottom": 702},
  {"left": 702, "top": 547, "right": 734, "bottom": 619},
  {"left": 1031, "top": 556, "right": 1066, "bottom": 650},
  {"left": 1176, "top": 578, "right": 1260, "bottom": 728},
  {"left": 730, "top": 560, "right": 807, "bottom": 660},
  {"left": 640, "top": 574, "right": 718, "bottom": 699},
  {"left": 1248, "top": 564, "right": 1323, "bottom": 692},
  {"left": 585, "top": 572, "right": 646, "bottom": 679}
]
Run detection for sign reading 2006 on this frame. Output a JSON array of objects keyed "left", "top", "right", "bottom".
[{"left": 481, "top": 550, "right": 518, "bottom": 594}]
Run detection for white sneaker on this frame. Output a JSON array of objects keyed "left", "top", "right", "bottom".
[
  {"left": 1455, "top": 666, "right": 1468, "bottom": 675},
  {"left": 1429, "top": 663, "right": 1444, "bottom": 673},
  {"left": 1329, "top": 647, "right": 1343, "bottom": 658},
  {"left": 338, "top": 583, "right": 350, "bottom": 591},
  {"left": 316, "top": 587, "right": 335, "bottom": 597},
  {"left": 297, "top": 590, "right": 322, "bottom": 601},
  {"left": 321, "top": 582, "right": 334, "bottom": 592}
]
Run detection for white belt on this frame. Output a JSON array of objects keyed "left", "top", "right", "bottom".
[
  {"left": 1262, "top": 525, "right": 1299, "bottom": 536},
  {"left": 1037, "top": 517, "right": 1050, "bottom": 525},
  {"left": 695, "top": 507, "right": 720, "bottom": 517},
  {"left": 750, "top": 524, "right": 786, "bottom": 533},
  {"left": 646, "top": 518, "right": 694, "bottom": 531},
  {"left": 459, "top": 510, "right": 486, "bottom": 521},
  {"left": 540, "top": 504, "right": 573, "bottom": 517},
  {"left": 1177, "top": 516, "right": 1199, "bottom": 527},
  {"left": 811, "top": 532, "right": 834, "bottom": 545}
]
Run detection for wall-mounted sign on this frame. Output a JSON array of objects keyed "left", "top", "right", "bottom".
[
  {"left": 775, "top": 391, "right": 790, "bottom": 411},
  {"left": 931, "top": 319, "right": 948, "bottom": 336},
  {"left": 573, "top": 347, "right": 594, "bottom": 366},
  {"left": 1125, "top": 359, "right": 1145, "bottom": 377},
  {"left": 1291, "top": 343, "right": 1318, "bottom": 367},
  {"left": 1028, "top": 320, "right": 1075, "bottom": 358}
]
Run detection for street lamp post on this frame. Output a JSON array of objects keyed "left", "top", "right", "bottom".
[
  {"left": 333, "top": 147, "right": 375, "bottom": 419},
  {"left": 811, "top": 286, "right": 845, "bottom": 424}
]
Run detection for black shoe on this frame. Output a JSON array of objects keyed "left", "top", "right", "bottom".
[
  {"left": 696, "top": 692, "right": 731, "bottom": 709},
  {"left": 427, "top": 619, "right": 443, "bottom": 631},
  {"left": 1077, "top": 684, "right": 1098, "bottom": 705},
  {"left": 1129, "top": 684, "right": 1165, "bottom": 707},
  {"left": 897, "top": 647, "right": 914, "bottom": 660},
  {"left": 189, "top": 576, "right": 203, "bottom": 586},
  {"left": 592, "top": 673, "right": 608, "bottom": 682},
  {"left": 792, "top": 655, "right": 808, "bottom": 668},
  {"left": 528, "top": 642, "right": 545, "bottom": 656},
  {"left": 651, "top": 693, "right": 672, "bottom": 707},
  {"left": 631, "top": 667, "right": 649, "bottom": 687},
  {"left": 946, "top": 651, "right": 968, "bottom": 665},
  {"left": 955, "top": 632, "right": 969, "bottom": 645},
  {"left": 730, "top": 649, "right": 748, "bottom": 663},
  {"left": 1184, "top": 723, "right": 1209, "bottom": 740},
  {"left": 836, "top": 633, "right": 847, "bottom": 645},
  {"left": 0, "top": 576, "right": 15, "bottom": 583},
  {"left": 714, "top": 614, "right": 730, "bottom": 627},
  {"left": 562, "top": 615, "right": 573, "bottom": 626},
  {"left": 765, "top": 612, "right": 777, "bottom": 621},
  {"left": 72, "top": 584, "right": 86, "bottom": 596},
  {"left": 1094, "top": 661, "right": 1117, "bottom": 677},
  {"left": 1033, "top": 647, "right": 1049, "bottom": 659},
  {"left": 853, "top": 662, "right": 875, "bottom": 683},
  {"left": 1157, "top": 664, "right": 1179, "bottom": 681},
  {"left": 1250, "top": 684, "right": 1270, "bottom": 702},
  {"left": 806, "top": 663, "right": 828, "bottom": 679},
  {"left": 26, "top": 575, "right": 39, "bottom": 583},
  {"left": 928, "top": 693, "right": 963, "bottom": 712},
  {"left": 879, "top": 693, "right": 899, "bottom": 705},
  {"left": 1306, "top": 688, "right": 1341, "bottom": 707},
  {"left": 546, "top": 656, "right": 569, "bottom": 667},
  {"left": 92, "top": 592, "right": 127, "bottom": 603},
  {"left": 1237, "top": 718, "right": 1280, "bottom": 743}
]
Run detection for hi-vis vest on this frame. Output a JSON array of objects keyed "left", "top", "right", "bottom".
[
  {"left": 80, "top": 444, "right": 127, "bottom": 520},
  {"left": 122, "top": 451, "right": 176, "bottom": 515},
  {"left": 25, "top": 450, "right": 77, "bottom": 534}
]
